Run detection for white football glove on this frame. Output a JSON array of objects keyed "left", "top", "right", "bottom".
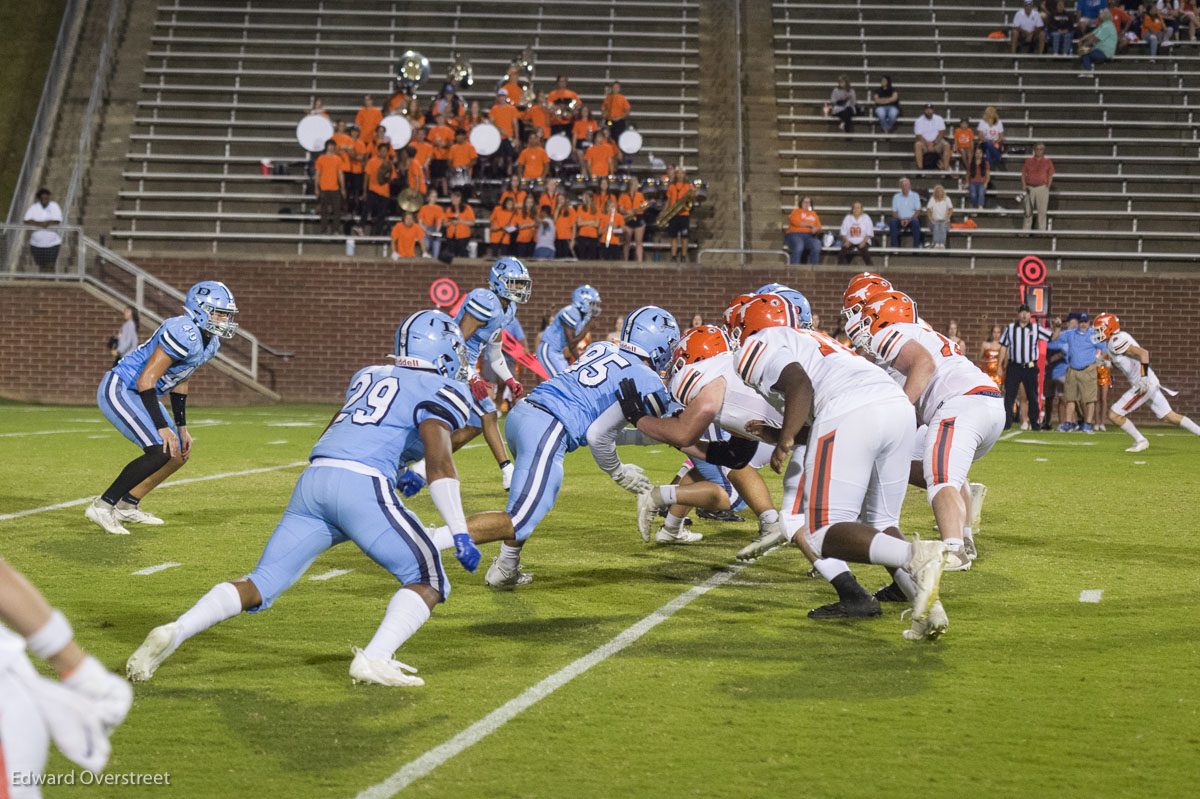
[
  {"left": 612, "top": 463, "right": 651, "bottom": 494},
  {"left": 1134, "top": 376, "right": 1149, "bottom": 393},
  {"left": 63, "top": 655, "right": 133, "bottom": 733}
]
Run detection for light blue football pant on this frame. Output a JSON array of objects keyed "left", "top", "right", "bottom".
[
  {"left": 537, "top": 341, "right": 571, "bottom": 378},
  {"left": 96, "top": 371, "right": 176, "bottom": 448},
  {"left": 504, "top": 401, "right": 569, "bottom": 541}
]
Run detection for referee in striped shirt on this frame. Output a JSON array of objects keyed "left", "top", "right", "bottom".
[{"left": 999, "top": 303, "right": 1058, "bottom": 430}]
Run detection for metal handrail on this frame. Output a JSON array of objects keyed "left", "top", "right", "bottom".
[
  {"left": 697, "top": 248, "right": 789, "bottom": 265},
  {"left": 63, "top": 0, "right": 122, "bottom": 223}
]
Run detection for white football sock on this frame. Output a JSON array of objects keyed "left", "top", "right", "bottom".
[
  {"left": 429, "top": 525, "right": 454, "bottom": 551},
  {"left": 498, "top": 542, "right": 522, "bottom": 568},
  {"left": 1119, "top": 419, "right": 1145, "bottom": 443},
  {"left": 813, "top": 557, "right": 850, "bottom": 582},
  {"left": 663, "top": 511, "right": 685, "bottom": 532},
  {"left": 656, "top": 484, "right": 678, "bottom": 506},
  {"left": 867, "top": 533, "right": 911, "bottom": 569},
  {"left": 1180, "top": 417, "right": 1200, "bottom": 436},
  {"left": 363, "top": 588, "right": 430, "bottom": 661},
  {"left": 757, "top": 508, "right": 780, "bottom": 526},
  {"left": 410, "top": 459, "right": 427, "bottom": 480},
  {"left": 962, "top": 526, "right": 974, "bottom": 543},
  {"left": 892, "top": 568, "right": 917, "bottom": 600},
  {"left": 175, "top": 582, "right": 242, "bottom": 646},
  {"left": 943, "top": 537, "right": 964, "bottom": 551}
]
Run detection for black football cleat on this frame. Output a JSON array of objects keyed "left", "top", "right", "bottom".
[
  {"left": 873, "top": 581, "right": 908, "bottom": 603},
  {"left": 697, "top": 509, "right": 746, "bottom": 523},
  {"left": 807, "top": 595, "right": 882, "bottom": 620}
]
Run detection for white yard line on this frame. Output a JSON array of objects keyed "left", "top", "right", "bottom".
[
  {"left": 997, "top": 430, "right": 1023, "bottom": 442},
  {"left": 0, "top": 462, "right": 308, "bottom": 521},
  {"left": 132, "top": 562, "right": 182, "bottom": 576},
  {"left": 355, "top": 561, "right": 749, "bottom": 799},
  {"left": 0, "top": 429, "right": 103, "bottom": 438},
  {"left": 1079, "top": 589, "right": 1104, "bottom": 603},
  {"left": 309, "top": 568, "right": 353, "bottom": 581},
  {"left": 1012, "top": 438, "right": 1096, "bottom": 446}
]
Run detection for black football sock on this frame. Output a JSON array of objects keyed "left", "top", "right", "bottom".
[
  {"left": 830, "top": 572, "right": 872, "bottom": 603},
  {"left": 101, "top": 446, "right": 171, "bottom": 506}
]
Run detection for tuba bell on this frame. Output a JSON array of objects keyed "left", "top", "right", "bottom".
[
  {"left": 396, "top": 50, "right": 430, "bottom": 89},
  {"left": 511, "top": 46, "right": 537, "bottom": 107},
  {"left": 449, "top": 52, "right": 473, "bottom": 90}
]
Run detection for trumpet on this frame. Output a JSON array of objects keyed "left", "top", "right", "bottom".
[
  {"left": 657, "top": 187, "right": 696, "bottom": 226},
  {"left": 448, "top": 52, "right": 473, "bottom": 90}
]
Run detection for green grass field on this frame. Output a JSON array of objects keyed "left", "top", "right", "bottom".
[{"left": 2, "top": 401, "right": 1199, "bottom": 798}]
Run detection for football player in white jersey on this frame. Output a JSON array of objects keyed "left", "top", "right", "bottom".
[
  {"left": 848, "top": 291, "right": 1005, "bottom": 572},
  {"left": 1092, "top": 313, "right": 1200, "bottom": 452},
  {"left": 731, "top": 295, "right": 951, "bottom": 640}
]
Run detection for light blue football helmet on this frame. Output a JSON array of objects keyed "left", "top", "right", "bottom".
[
  {"left": 183, "top": 280, "right": 239, "bottom": 338},
  {"left": 619, "top": 305, "right": 680, "bottom": 372},
  {"left": 488, "top": 257, "right": 533, "bottom": 304},
  {"left": 393, "top": 310, "right": 468, "bottom": 380},
  {"left": 572, "top": 284, "right": 601, "bottom": 316},
  {"left": 755, "top": 282, "right": 812, "bottom": 328}
]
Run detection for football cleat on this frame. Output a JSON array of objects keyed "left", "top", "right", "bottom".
[
  {"left": 807, "top": 595, "right": 882, "bottom": 619},
  {"left": 637, "top": 489, "right": 666, "bottom": 542},
  {"left": 902, "top": 600, "right": 949, "bottom": 641},
  {"left": 1125, "top": 439, "right": 1149, "bottom": 453},
  {"left": 968, "top": 482, "right": 987, "bottom": 535},
  {"left": 115, "top": 506, "right": 165, "bottom": 525},
  {"left": 737, "top": 520, "right": 786, "bottom": 561},
  {"left": 903, "top": 537, "right": 948, "bottom": 622},
  {"left": 944, "top": 548, "right": 972, "bottom": 571},
  {"left": 654, "top": 525, "right": 703, "bottom": 544},
  {"left": 500, "top": 461, "right": 515, "bottom": 490},
  {"left": 85, "top": 499, "right": 131, "bottom": 535},
  {"left": 126, "top": 622, "right": 181, "bottom": 682},
  {"left": 349, "top": 647, "right": 424, "bottom": 687},
  {"left": 696, "top": 508, "right": 745, "bottom": 523},
  {"left": 963, "top": 535, "right": 978, "bottom": 562},
  {"left": 873, "top": 581, "right": 908, "bottom": 603},
  {"left": 485, "top": 557, "right": 533, "bottom": 589}
]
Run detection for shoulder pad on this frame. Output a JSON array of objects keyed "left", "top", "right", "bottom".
[{"left": 161, "top": 316, "right": 201, "bottom": 360}]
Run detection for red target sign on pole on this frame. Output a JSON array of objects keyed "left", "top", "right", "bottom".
[
  {"left": 1018, "top": 255, "right": 1046, "bottom": 286},
  {"left": 429, "top": 278, "right": 462, "bottom": 314}
]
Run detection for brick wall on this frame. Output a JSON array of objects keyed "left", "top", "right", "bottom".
[{"left": 3, "top": 260, "right": 1196, "bottom": 418}]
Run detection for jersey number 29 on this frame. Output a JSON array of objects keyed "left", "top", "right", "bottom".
[{"left": 336, "top": 373, "right": 400, "bottom": 426}]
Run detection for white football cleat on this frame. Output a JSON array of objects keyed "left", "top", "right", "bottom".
[
  {"left": 737, "top": 520, "right": 786, "bottom": 561},
  {"left": 349, "top": 647, "right": 424, "bottom": 687},
  {"left": 116, "top": 506, "right": 165, "bottom": 525},
  {"left": 500, "top": 462, "right": 515, "bottom": 490},
  {"left": 485, "top": 557, "right": 533, "bottom": 589},
  {"left": 85, "top": 499, "right": 131, "bottom": 535},
  {"left": 903, "top": 537, "right": 948, "bottom": 622},
  {"left": 902, "top": 600, "right": 948, "bottom": 641},
  {"left": 654, "top": 525, "right": 702, "bottom": 544},
  {"left": 963, "top": 534, "right": 978, "bottom": 562},
  {"left": 1125, "top": 439, "right": 1149, "bottom": 453},
  {"left": 968, "top": 481, "right": 987, "bottom": 534},
  {"left": 944, "top": 548, "right": 972, "bottom": 571},
  {"left": 126, "top": 622, "right": 181, "bottom": 682},
  {"left": 637, "top": 489, "right": 665, "bottom": 542}
]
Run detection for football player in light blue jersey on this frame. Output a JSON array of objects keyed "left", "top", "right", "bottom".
[
  {"left": 126, "top": 311, "right": 484, "bottom": 687},
  {"left": 423, "top": 306, "right": 679, "bottom": 588},
  {"left": 87, "top": 281, "right": 238, "bottom": 535},
  {"left": 404, "top": 258, "right": 531, "bottom": 494},
  {"left": 757, "top": 283, "right": 813, "bottom": 327},
  {"left": 538, "top": 285, "right": 601, "bottom": 377}
]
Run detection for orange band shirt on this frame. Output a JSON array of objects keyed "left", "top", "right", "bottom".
[
  {"left": 444, "top": 205, "right": 475, "bottom": 239},
  {"left": 517, "top": 146, "right": 550, "bottom": 179},
  {"left": 314, "top": 153, "right": 343, "bottom": 192},
  {"left": 666, "top": 182, "right": 692, "bottom": 216},
  {"left": 787, "top": 207, "right": 820, "bottom": 234},
  {"left": 391, "top": 222, "right": 425, "bottom": 257},
  {"left": 602, "top": 93, "right": 631, "bottom": 121}
]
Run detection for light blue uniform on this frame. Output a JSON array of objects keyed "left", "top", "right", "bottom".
[
  {"left": 455, "top": 287, "right": 516, "bottom": 420},
  {"left": 246, "top": 365, "right": 472, "bottom": 609},
  {"left": 538, "top": 305, "right": 589, "bottom": 377},
  {"left": 97, "top": 315, "right": 220, "bottom": 447},
  {"left": 506, "top": 341, "right": 669, "bottom": 540}
]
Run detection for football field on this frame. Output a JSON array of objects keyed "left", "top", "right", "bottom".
[{"left": 2, "top": 400, "right": 1198, "bottom": 798}]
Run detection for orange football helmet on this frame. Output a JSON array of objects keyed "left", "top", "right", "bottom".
[
  {"left": 670, "top": 325, "right": 730, "bottom": 375},
  {"left": 723, "top": 293, "right": 756, "bottom": 332},
  {"left": 731, "top": 294, "right": 799, "bottom": 344},
  {"left": 841, "top": 272, "right": 894, "bottom": 321},
  {"left": 850, "top": 290, "right": 916, "bottom": 349},
  {"left": 1092, "top": 312, "right": 1120, "bottom": 342}
]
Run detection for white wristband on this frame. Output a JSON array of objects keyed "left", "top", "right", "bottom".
[
  {"left": 428, "top": 477, "right": 468, "bottom": 537},
  {"left": 27, "top": 609, "right": 73, "bottom": 659}
]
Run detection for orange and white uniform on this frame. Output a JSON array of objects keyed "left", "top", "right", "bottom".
[
  {"left": 981, "top": 341, "right": 1002, "bottom": 387},
  {"left": 1108, "top": 330, "right": 1175, "bottom": 418},
  {"left": 737, "top": 326, "right": 914, "bottom": 554}
]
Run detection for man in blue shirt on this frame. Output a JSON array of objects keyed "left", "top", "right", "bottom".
[
  {"left": 1076, "top": 0, "right": 1105, "bottom": 33},
  {"left": 1044, "top": 313, "right": 1076, "bottom": 428},
  {"left": 889, "top": 178, "right": 922, "bottom": 249},
  {"left": 1054, "top": 311, "right": 1105, "bottom": 432}
]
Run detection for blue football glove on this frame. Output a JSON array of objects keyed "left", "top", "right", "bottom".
[
  {"left": 453, "top": 533, "right": 481, "bottom": 573},
  {"left": 396, "top": 469, "right": 426, "bottom": 498}
]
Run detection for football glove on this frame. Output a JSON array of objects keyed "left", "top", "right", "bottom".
[
  {"left": 612, "top": 463, "right": 651, "bottom": 494},
  {"left": 453, "top": 534, "right": 482, "bottom": 573},
  {"left": 469, "top": 376, "right": 490, "bottom": 401},
  {"left": 505, "top": 377, "right": 525, "bottom": 399},
  {"left": 395, "top": 469, "right": 426, "bottom": 498},
  {"left": 616, "top": 377, "right": 648, "bottom": 426},
  {"left": 62, "top": 655, "right": 133, "bottom": 733}
]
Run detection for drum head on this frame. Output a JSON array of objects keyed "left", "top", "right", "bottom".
[
  {"left": 379, "top": 115, "right": 413, "bottom": 148},
  {"left": 296, "top": 115, "right": 335, "bottom": 152},
  {"left": 618, "top": 129, "right": 643, "bottom": 155},
  {"left": 546, "top": 134, "right": 572, "bottom": 162},
  {"left": 469, "top": 122, "right": 502, "bottom": 156}
]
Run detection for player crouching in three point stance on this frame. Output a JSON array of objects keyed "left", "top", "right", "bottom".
[
  {"left": 126, "top": 311, "right": 484, "bottom": 687},
  {"left": 88, "top": 280, "right": 238, "bottom": 535},
  {"left": 425, "top": 306, "right": 679, "bottom": 588},
  {"left": 731, "top": 295, "right": 951, "bottom": 640},
  {"left": 1091, "top": 313, "right": 1200, "bottom": 453}
]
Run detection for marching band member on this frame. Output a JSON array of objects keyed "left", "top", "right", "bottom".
[
  {"left": 524, "top": 92, "right": 552, "bottom": 141},
  {"left": 574, "top": 191, "right": 600, "bottom": 260},
  {"left": 600, "top": 197, "right": 625, "bottom": 260},
  {"left": 427, "top": 113, "right": 455, "bottom": 196},
  {"left": 488, "top": 90, "right": 521, "bottom": 176},
  {"left": 356, "top": 94, "right": 383, "bottom": 144},
  {"left": 553, "top": 194, "right": 578, "bottom": 258},
  {"left": 583, "top": 129, "right": 616, "bottom": 178},
  {"left": 516, "top": 133, "right": 550, "bottom": 180},
  {"left": 665, "top": 168, "right": 692, "bottom": 263},
  {"left": 515, "top": 195, "right": 539, "bottom": 258},
  {"left": 443, "top": 190, "right": 475, "bottom": 258},
  {"left": 548, "top": 75, "right": 581, "bottom": 138},
  {"left": 499, "top": 175, "right": 527, "bottom": 209},
  {"left": 619, "top": 177, "right": 648, "bottom": 262},
  {"left": 489, "top": 196, "right": 520, "bottom": 258},
  {"left": 602, "top": 81, "right": 631, "bottom": 139},
  {"left": 417, "top": 189, "right": 445, "bottom": 261}
]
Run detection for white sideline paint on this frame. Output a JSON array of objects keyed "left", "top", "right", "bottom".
[
  {"left": 267, "top": 440, "right": 289, "bottom": 445},
  {"left": 267, "top": 421, "right": 317, "bottom": 427},
  {"left": 1013, "top": 438, "right": 1096, "bottom": 447},
  {"left": 1079, "top": 589, "right": 1103, "bottom": 603},
  {"left": 0, "top": 461, "right": 307, "bottom": 521},
  {"left": 132, "top": 562, "right": 182, "bottom": 576},
  {"left": 355, "top": 562, "right": 749, "bottom": 799},
  {"left": 997, "top": 430, "right": 1023, "bottom": 442},
  {"left": 309, "top": 568, "right": 353, "bottom": 581},
  {"left": 0, "top": 429, "right": 101, "bottom": 438},
  {"left": 1035, "top": 458, "right": 1049, "bottom": 462}
]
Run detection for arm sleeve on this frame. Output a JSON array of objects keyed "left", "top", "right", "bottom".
[
  {"left": 486, "top": 333, "right": 513, "bottom": 383},
  {"left": 615, "top": 427, "right": 657, "bottom": 447},
  {"left": 585, "top": 403, "right": 629, "bottom": 476}
]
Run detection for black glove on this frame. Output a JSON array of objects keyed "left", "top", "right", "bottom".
[
  {"left": 704, "top": 435, "right": 759, "bottom": 469},
  {"left": 616, "top": 377, "right": 648, "bottom": 426}
]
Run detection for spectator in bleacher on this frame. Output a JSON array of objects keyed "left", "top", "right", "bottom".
[
  {"left": 584, "top": 129, "right": 618, "bottom": 178},
  {"left": 1141, "top": 4, "right": 1170, "bottom": 58},
  {"left": 665, "top": 169, "right": 692, "bottom": 263},
  {"left": 600, "top": 197, "right": 625, "bottom": 260},
  {"left": 872, "top": 76, "right": 900, "bottom": 133},
  {"left": 1012, "top": 1, "right": 1048, "bottom": 53},
  {"left": 363, "top": 144, "right": 394, "bottom": 237},
  {"left": 966, "top": 147, "right": 991, "bottom": 208},
  {"left": 976, "top": 107, "right": 1006, "bottom": 170},
  {"left": 591, "top": 177, "right": 613, "bottom": 215},
  {"left": 456, "top": 100, "right": 484, "bottom": 133},
  {"left": 889, "top": 177, "right": 922, "bottom": 249},
  {"left": 837, "top": 202, "right": 874, "bottom": 265},
  {"left": 515, "top": 195, "right": 539, "bottom": 258},
  {"left": 1179, "top": 0, "right": 1199, "bottom": 41},
  {"left": 517, "top": 133, "right": 551, "bottom": 180},
  {"left": 952, "top": 117, "right": 975, "bottom": 169},
  {"left": 443, "top": 190, "right": 474, "bottom": 258},
  {"left": 390, "top": 211, "right": 426, "bottom": 259},
  {"left": 399, "top": 146, "right": 426, "bottom": 196},
  {"left": 526, "top": 92, "right": 553, "bottom": 141},
  {"left": 338, "top": 125, "right": 364, "bottom": 220},
  {"left": 1048, "top": 1, "right": 1079, "bottom": 53},
  {"left": 431, "top": 84, "right": 462, "bottom": 120},
  {"left": 417, "top": 189, "right": 444, "bottom": 261},
  {"left": 1079, "top": 8, "right": 1118, "bottom": 70},
  {"left": 23, "top": 188, "right": 63, "bottom": 270},
  {"left": 827, "top": 75, "right": 857, "bottom": 134},
  {"left": 314, "top": 139, "right": 345, "bottom": 236},
  {"left": 533, "top": 207, "right": 557, "bottom": 260},
  {"left": 1161, "top": 0, "right": 1186, "bottom": 41},
  {"left": 1021, "top": 142, "right": 1055, "bottom": 230},
  {"left": 385, "top": 84, "right": 409, "bottom": 113},
  {"left": 603, "top": 82, "right": 631, "bottom": 140},
  {"left": 926, "top": 184, "right": 953, "bottom": 249},
  {"left": 1107, "top": 0, "right": 1134, "bottom": 51},
  {"left": 784, "top": 196, "right": 822, "bottom": 264},
  {"left": 549, "top": 76, "right": 581, "bottom": 139},
  {"left": 356, "top": 95, "right": 383, "bottom": 144},
  {"left": 427, "top": 114, "right": 455, "bottom": 196},
  {"left": 403, "top": 96, "right": 426, "bottom": 128},
  {"left": 573, "top": 106, "right": 598, "bottom": 173},
  {"left": 498, "top": 66, "right": 523, "bottom": 106},
  {"left": 449, "top": 128, "right": 477, "bottom": 185},
  {"left": 1077, "top": 0, "right": 1106, "bottom": 31},
  {"left": 620, "top": 177, "right": 648, "bottom": 262},
  {"left": 913, "top": 103, "right": 950, "bottom": 170},
  {"left": 489, "top": 91, "right": 520, "bottom": 176},
  {"left": 409, "top": 126, "right": 433, "bottom": 174},
  {"left": 111, "top": 305, "right": 139, "bottom": 366},
  {"left": 554, "top": 197, "right": 577, "bottom": 258},
  {"left": 489, "top": 196, "right": 519, "bottom": 258},
  {"left": 309, "top": 99, "right": 329, "bottom": 119},
  {"left": 575, "top": 191, "right": 600, "bottom": 259}
]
